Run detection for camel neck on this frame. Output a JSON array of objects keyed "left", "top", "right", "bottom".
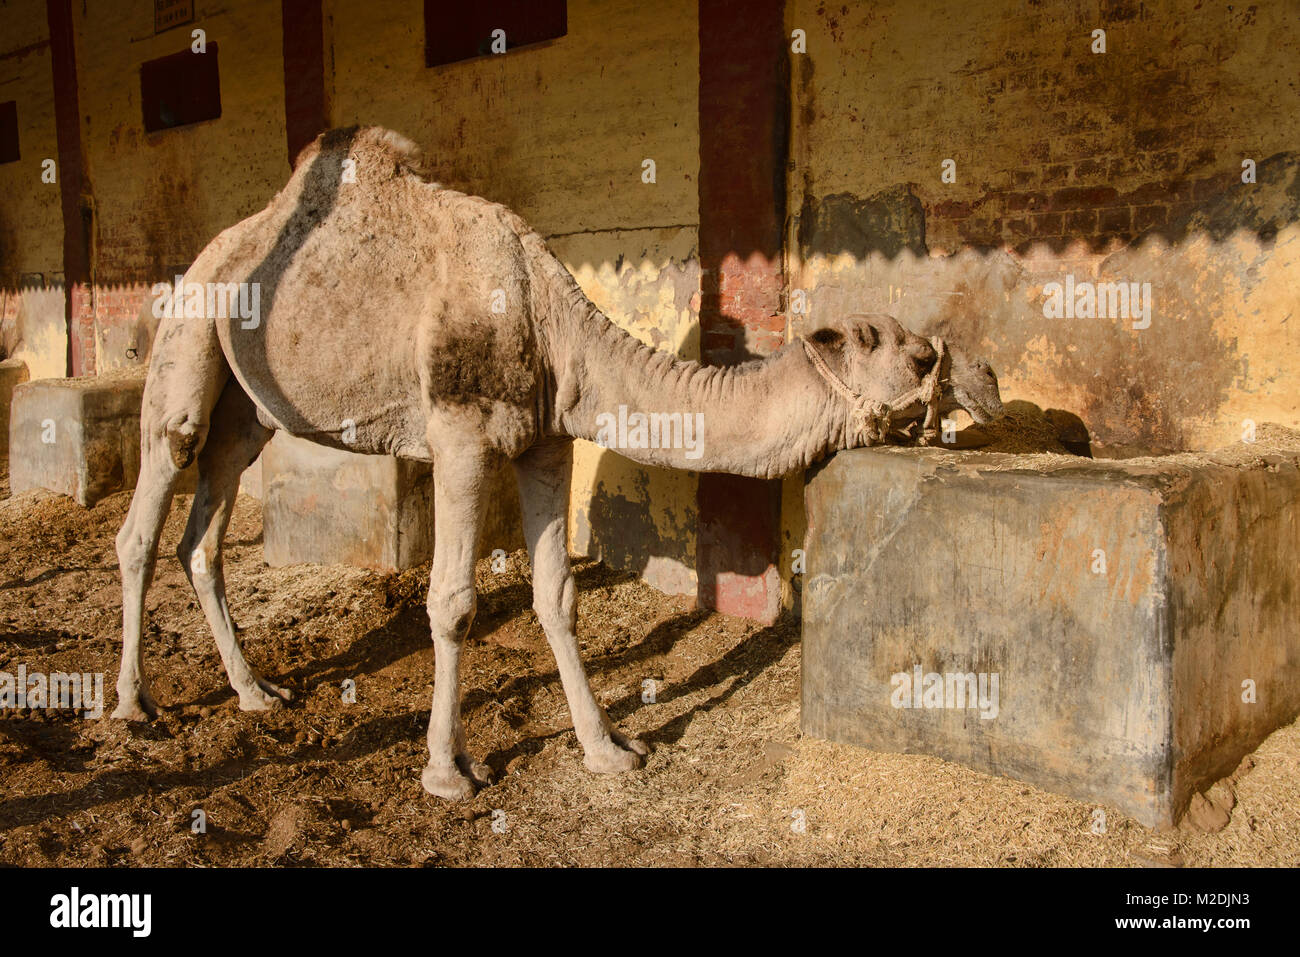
[{"left": 556, "top": 307, "right": 846, "bottom": 479}]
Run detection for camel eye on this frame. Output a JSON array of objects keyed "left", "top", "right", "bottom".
[{"left": 854, "top": 324, "right": 878, "bottom": 350}]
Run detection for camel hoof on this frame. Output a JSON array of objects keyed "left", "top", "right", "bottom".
[
  {"left": 422, "top": 763, "right": 477, "bottom": 800},
  {"left": 583, "top": 733, "right": 648, "bottom": 774},
  {"left": 110, "top": 700, "right": 154, "bottom": 722},
  {"left": 237, "top": 692, "right": 285, "bottom": 712},
  {"left": 111, "top": 687, "right": 158, "bottom": 721},
  {"left": 614, "top": 729, "right": 650, "bottom": 757},
  {"left": 458, "top": 756, "right": 493, "bottom": 787},
  {"left": 237, "top": 676, "right": 292, "bottom": 712}
]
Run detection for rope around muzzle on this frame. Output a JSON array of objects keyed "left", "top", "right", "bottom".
[{"left": 800, "top": 334, "right": 950, "bottom": 448}]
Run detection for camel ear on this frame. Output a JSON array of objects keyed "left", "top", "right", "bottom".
[
  {"left": 808, "top": 326, "right": 844, "bottom": 351},
  {"left": 852, "top": 322, "right": 878, "bottom": 351}
]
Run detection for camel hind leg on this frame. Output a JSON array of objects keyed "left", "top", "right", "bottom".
[
  {"left": 113, "top": 343, "right": 228, "bottom": 717},
  {"left": 113, "top": 437, "right": 185, "bottom": 720},
  {"left": 113, "top": 322, "right": 229, "bottom": 720},
  {"left": 176, "top": 379, "right": 287, "bottom": 710}
]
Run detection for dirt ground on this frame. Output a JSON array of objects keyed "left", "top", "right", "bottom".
[{"left": 1, "top": 462, "right": 1297, "bottom": 868}]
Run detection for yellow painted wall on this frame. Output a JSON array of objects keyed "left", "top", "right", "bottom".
[
  {"left": 327, "top": 0, "right": 696, "bottom": 234},
  {"left": 0, "top": 0, "right": 65, "bottom": 370},
  {"left": 74, "top": 1, "right": 290, "bottom": 282},
  {"left": 10, "top": 0, "right": 1297, "bottom": 620},
  {"left": 329, "top": 0, "right": 702, "bottom": 594},
  {"left": 0, "top": 0, "right": 61, "bottom": 280}
]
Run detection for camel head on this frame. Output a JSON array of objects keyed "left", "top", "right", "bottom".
[{"left": 802, "top": 313, "right": 1003, "bottom": 447}]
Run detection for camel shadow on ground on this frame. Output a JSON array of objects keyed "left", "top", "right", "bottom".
[
  {"left": 478, "top": 608, "right": 795, "bottom": 774},
  {"left": 0, "top": 600, "right": 795, "bottom": 834}
]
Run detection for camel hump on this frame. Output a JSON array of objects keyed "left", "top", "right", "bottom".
[{"left": 289, "top": 125, "right": 438, "bottom": 187}]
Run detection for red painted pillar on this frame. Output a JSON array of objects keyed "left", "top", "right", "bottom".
[
  {"left": 281, "top": 0, "right": 328, "bottom": 166},
  {"left": 45, "top": 0, "right": 91, "bottom": 376},
  {"left": 696, "top": 0, "right": 788, "bottom": 624}
]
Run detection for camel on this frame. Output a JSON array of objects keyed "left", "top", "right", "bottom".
[{"left": 111, "top": 127, "right": 1003, "bottom": 799}]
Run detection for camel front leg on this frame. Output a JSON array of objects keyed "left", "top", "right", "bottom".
[
  {"left": 512, "top": 440, "right": 649, "bottom": 774},
  {"left": 421, "top": 443, "right": 493, "bottom": 800}
]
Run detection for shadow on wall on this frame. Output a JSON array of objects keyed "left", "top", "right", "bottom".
[
  {"left": 582, "top": 449, "right": 698, "bottom": 598},
  {"left": 796, "top": 152, "right": 1300, "bottom": 451},
  {"left": 798, "top": 152, "right": 1298, "bottom": 262}
]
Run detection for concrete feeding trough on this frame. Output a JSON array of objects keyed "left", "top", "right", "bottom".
[
  {"left": 7, "top": 371, "right": 195, "bottom": 506},
  {"left": 801, "top": 425, "right": 1300, "bottom": 827},
  {"left": 262, "top": 432, "right": 523, "bottom": 572}
]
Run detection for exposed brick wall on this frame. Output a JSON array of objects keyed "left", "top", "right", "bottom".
[
  {"left": 793, "top": 0, "right": 1293, "bottom": 249},
  {"left": 930, "top": 165, "right": 1244, "bottom": 254},
  {"left": 93, "top": 281, "right": 155, "bottom": 373}
]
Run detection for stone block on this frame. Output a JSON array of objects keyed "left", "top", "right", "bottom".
[
  {"left": 9, "top": 372, "right": 146, "bottom": 507},
  {"left": 801, "top": 430, "right": 1300, "bottom": 827},
  {"left": 0, "top": 358, "right": 30, "bottom": 454},
  {"left": 239, "top": 452, "right": 263, "bottom": 500},
  {"left": 261, "top": 433, "right": 523, "bottom": 572}
]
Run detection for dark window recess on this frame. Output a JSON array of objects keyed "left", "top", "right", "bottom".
[
  {"left": 140, "top": 43, "right": 221, "bottom": 132},
  {"left": 0, "top": 101, "right": 18, "bottom": 164},
  {"left": 425, "top": 1, "right": 566, "bottom": 67}
]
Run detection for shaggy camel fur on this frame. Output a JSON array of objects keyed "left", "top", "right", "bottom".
[{"left": 112, "top": 127, "right": 1003, "bottom": 799}]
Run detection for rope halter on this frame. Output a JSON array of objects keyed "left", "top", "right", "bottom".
[{"left": 800, "top": 334, "right": 950, "bottom": 448}]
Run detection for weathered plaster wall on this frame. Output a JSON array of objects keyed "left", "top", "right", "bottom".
[
  {"left": 554, "top": 226, "right": 702, "bottom": 598},
  {"left": 329, "top": 0, "right": 703, "bottom": 595},
  {"left": 74, "top": 0, "right": 290, "bottom": 374},
  {"left": 782, "top": 0, "right": 1300, "bottom": 608},
  {"left": 0, "top": 0, "right": 64, "bottom": 368},
  {"left": 787, "top": 0, "right": 1299, "bottom": 449}
]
